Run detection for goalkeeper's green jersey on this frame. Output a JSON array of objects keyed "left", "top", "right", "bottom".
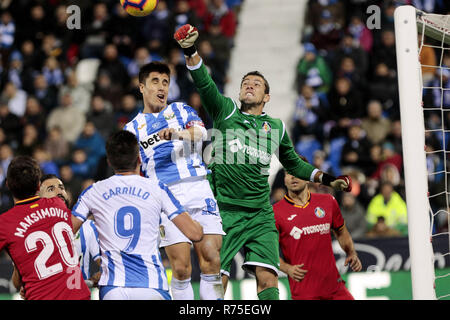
[{"left": 189, "top": 61, "right": 317, "bottom": 208}]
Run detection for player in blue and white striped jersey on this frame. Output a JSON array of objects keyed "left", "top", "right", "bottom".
[
  {"left": 74, "top": 219, "right": 101, "bottom": 287},
  {"left": 124, "top": 62, "right": 225, "bottom": 300},
  {"left": 71, "top": 131, "right": 203, "bottom": 300}
]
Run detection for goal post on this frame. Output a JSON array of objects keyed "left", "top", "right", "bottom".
[{"left": 394, "top": 5, "right": 436, "bottom": 300}]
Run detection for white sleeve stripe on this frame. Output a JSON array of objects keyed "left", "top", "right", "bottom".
[
  {"left": 281, "top": 120, "right": 286, "bottom": 140},
  {"left": 224, "top": 100, "right": 238, "bottom": 121},
  {"left": 186, "top": 58, "right": 203, "bottom": 71}
]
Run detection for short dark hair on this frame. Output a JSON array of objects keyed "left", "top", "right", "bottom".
[
  {"left": 241, "top": 71, "right": 270, "bottom": 94},
  {"left": 40, "top": 174, "right": 59, "bottom": 183},
  {"left": 7, "top": 156, "right": 41, "bottom": 200},
  {"left": 138, "top": 61, "right": 171, "bottom": 84},
  {"left": 106, "top": 131, "right": 139, "bottom": 172}
]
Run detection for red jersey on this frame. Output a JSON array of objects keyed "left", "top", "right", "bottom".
[
  {"left": 273, "top": 193, "right": 345, "bottom": 300},
  {"left": 0, "top": 196, "right": 90, "bottom": 300}
]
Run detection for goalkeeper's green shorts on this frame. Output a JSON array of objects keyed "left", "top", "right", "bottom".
[{"left": 218, "top": 203, "right": 280, "bottom": 277}]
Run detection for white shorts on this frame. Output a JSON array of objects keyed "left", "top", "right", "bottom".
[
  {"left": 99, "top": 286, "right": 171, "bottom": 300},
  {"left": 159, "top": 176, "right": 225, "bottom": 248}
]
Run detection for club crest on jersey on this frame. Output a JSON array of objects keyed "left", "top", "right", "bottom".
[
  {"left": 314, "top": 207, "right": 326, "bottom": 218},
  {"left": 261, "top": 121, "right": 271, "bottom": 133}
]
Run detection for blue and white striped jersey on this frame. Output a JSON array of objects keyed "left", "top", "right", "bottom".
[
  {"left": 74, "top": 220, "right": 100, "bottom": 280},
  {"left": 123, "top": 102, "right": 208, "bottom": 184},
  {"left": 71, "top": 174, "right": 185, "bottom": 290}
]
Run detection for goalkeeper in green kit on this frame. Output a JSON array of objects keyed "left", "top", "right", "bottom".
[{"left": 174, "top": 24, "right": 352, "bottom": 300}]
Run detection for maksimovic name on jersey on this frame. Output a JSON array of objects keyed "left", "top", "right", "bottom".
[{"left": 14, "top": 207, "right": 70, "bottom": 238}]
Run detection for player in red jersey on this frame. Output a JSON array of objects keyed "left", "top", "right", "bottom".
[
  {"left": 273, "top": 158, "right": 362, "bottom": 300},
  {"left": 0, "top": 156, "right": 90, "bottom": 300}
]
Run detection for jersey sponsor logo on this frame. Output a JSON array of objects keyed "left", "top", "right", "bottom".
[
  {"left": 289, "top": 223, "right": 330, "bottom": 240},
  {"left": 140, "top": 133, "right": 164, "bottom": 149},
  {"left": 138, "top": 123, "right": 146, "bottom": 130},
  {"left": 314, "top": 207, "right": 326, "bottom": 218},
  {"left": 164, "top": 112, "right": 175, "bottom": 120},
  {"left": 287, "top": 214, "right": 297, "bottom": 221}
]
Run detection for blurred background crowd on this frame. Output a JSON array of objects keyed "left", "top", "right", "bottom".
[{"left": 0, "top": 0, "right": 448, "bottom": 254}]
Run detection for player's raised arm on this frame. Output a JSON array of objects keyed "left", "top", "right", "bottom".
[
  {"left": 174, "top": 24, "right": 236, "bottom": 122},
  {"left": 277, "top": 123, "right": 352, "bottom": 192}
]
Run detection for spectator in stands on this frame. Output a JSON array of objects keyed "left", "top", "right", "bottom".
[
  {"left": 80, "top": 2, "right": 111, "bottom": 59},
  {"left": 340, "top": 192, "right": 367, "bottom": 240},
  {"left": 310, "top": 9, "right": 342, "bottom": 52},
  {"left": 197, "top": 38, "right": 227, "bottom": 92},
  {"left": 340, "top": 121, "right": 373, "bottom": 175},
  {"left": 16, "top": 123, "right": 39, "bottom": 156},
  {"left": 427, "top": 67, "right": 450, "bottom": 109},
  {"left": 142, "top": 0, "right": 171, "bottom": 56},
  {"left": 365, "top": 216, "right": 401, "bottom": 238},
  {"left": 59, "top": 69, "right": 93, "bottom": 115},
  {"left": 8, "top": 50, "right": 32, "bottom": 91},
  {"left": 366, "top": 181, "right": 408, "bottom": 236},
  {"left": 202, "top": 21, "right": 232, "bottom": 65},
  {"left": 347, "top": 14, "right": 373, "bottom": 53},
  {"left": 370, "top": 29, "right": 397, "bottom": 73},
  {"left": 109, "top": 3, "right": 139, "bottom": 58},
  {"left": 73, "top": 121, "right": 106, "bottom": 173},
  {"left": 32, "top": 73, "right": 59, "bottom": 113},
  {"left": 170, "top": 0, "right": 203, "bottom": 37},
  {"left": 127, "top": 47, "right": 152, "bottom": 78},
  {"left": 3, "top": 82, "right": 27, "bottom": 117},
  {"left": 42, "top": 56, "right": 64, "bottom": 87},
  {"left": 326, "top": 77, "right": 364, "bottom": 137},
  {"left": 22, "top": 96, "right": 46, "bottom": 140},
  {"left": 69, "top": 148, "right": 95, "bottom": 180},
  {"left": 97, "top": 43, "right": 130, "bottom": 91},
  {"left": 305, "top": 0, "right": 345, "bottom": 34},
  {"left": 335, "top": 55, "right": 367, "bottom": 93},
  {"left": 361, "top": 100, "right": 392, "bottom": 145},
  {"left": 204, "top": 0, "right": 237, "bottom": 39},
  {"left": 312, "top": 150, "right": 334, "bottom": 177},
  {"left": 291, "top": 84, "right": 328, "bottom": 144},
  {"left": 44, "top": 126, "right": 69, "bottom": 165},
  {"left": 297, "top": 42, "right": 333, "bottom": 95},
  {"left": 33, "top": 146, "right": 59, "bottom": 176},
  {"left": 0, "top": 98, "right": 21, "bottom": 149},
  {"left": 368, "top": 62, "right": 399, "bottom": 120},
  {"left": 86, "top": 95, "right": 115, "bottom": 141},
  {"left": 371, "top": 142, "right": 403, "bottom": 181},
  {"left": 332, "top": 33, "right": 369, "bottom": 78},
  {"left": 385, "top": 120, "right": 403, "bottom": 155},
  {"left": 419, "top": 35, "right": 437, "bottom": 85},
  {"left": 59, "top": 164, "right": 83, "bottom": 203},
  {"left": 46, "top": 92, "right": 86, "bottom": 143},
  {"left": 0, "top": 144, "right": 13, "bottom": 188},
  {"left": 115, "top": 94, "right": 140, "bottom": 130},
  {"left": 94, "top": 70, "right": 123, "bottom": 111},
  {"left": 0, "top": 11, "right": 15, "bottom": 66}
]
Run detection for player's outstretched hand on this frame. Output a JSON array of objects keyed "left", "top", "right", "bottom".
[
  {"left": 286, "top": 263, "right": 308, "bottom": 282},
  {"left": 174, "top": 24, "right": 199, "bottom": 48},
  {"left": 330, "top": 175, "right": 352, "bottom": 192},
  {"left": 345, "top": 253, "right": 362, "bottom": 272}
]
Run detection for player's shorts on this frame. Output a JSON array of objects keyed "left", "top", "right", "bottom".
[
  {"left": 159, "top": 176, "right": 225, "bottom": 248},
  {"left": 292, "top": 281, "right": 354, "bottom": 300},
  {"left": 99, "top": 286, "right": 171, "bottom": 300},
  {"left": 218, "top": 203, "right": 280, "bottom": 277}
]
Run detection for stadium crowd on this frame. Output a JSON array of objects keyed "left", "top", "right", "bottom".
[
  {"left": 270, "top": 0, "right": 450, "bottom": 239},
  {"left": 0, "top": 0, "right": 449, "bottom": 268}
]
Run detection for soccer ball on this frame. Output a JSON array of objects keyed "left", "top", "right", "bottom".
[{"left": 120, "top": 0, "right": 158, "bottom": 17}]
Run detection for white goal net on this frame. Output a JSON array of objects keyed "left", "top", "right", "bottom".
[{"left": 395, "top": 5, "right": 450, "bottom": 300}]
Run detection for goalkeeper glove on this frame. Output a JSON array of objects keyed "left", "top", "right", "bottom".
[
  {"left": 174, "top": 24, "right": 199, "bottom": 57},
  {"left": 320, "top": 173, "right": 352, "bottom": 192}
]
